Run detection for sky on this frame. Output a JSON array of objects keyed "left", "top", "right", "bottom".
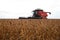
[{"left": 0, "top": 0, "right": 60, "bottom": 19}]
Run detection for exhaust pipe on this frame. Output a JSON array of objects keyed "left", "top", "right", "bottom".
[{"left": 46, "top": 12, "right": 51, "bottom": 14}]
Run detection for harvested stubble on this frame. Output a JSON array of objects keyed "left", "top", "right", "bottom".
[{"left": 0, "top": 19, "right": 60, "bottom": 40}]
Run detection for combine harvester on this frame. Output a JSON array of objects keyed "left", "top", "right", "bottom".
[{"left": 19, "top": 9, "right": 51, "bottom": 19}]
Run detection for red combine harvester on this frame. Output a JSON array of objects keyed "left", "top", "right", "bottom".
[{"left": 19, "top": 9, "right": 51, "bottom": 19}]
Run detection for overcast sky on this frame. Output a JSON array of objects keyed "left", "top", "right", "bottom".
[{"left": 0, "top": 0, "right": 60, "bottom": 19}]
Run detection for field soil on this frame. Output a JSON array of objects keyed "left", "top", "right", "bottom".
[{"left": 0, "top": 19, "right": 60, "bottom": 40}]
